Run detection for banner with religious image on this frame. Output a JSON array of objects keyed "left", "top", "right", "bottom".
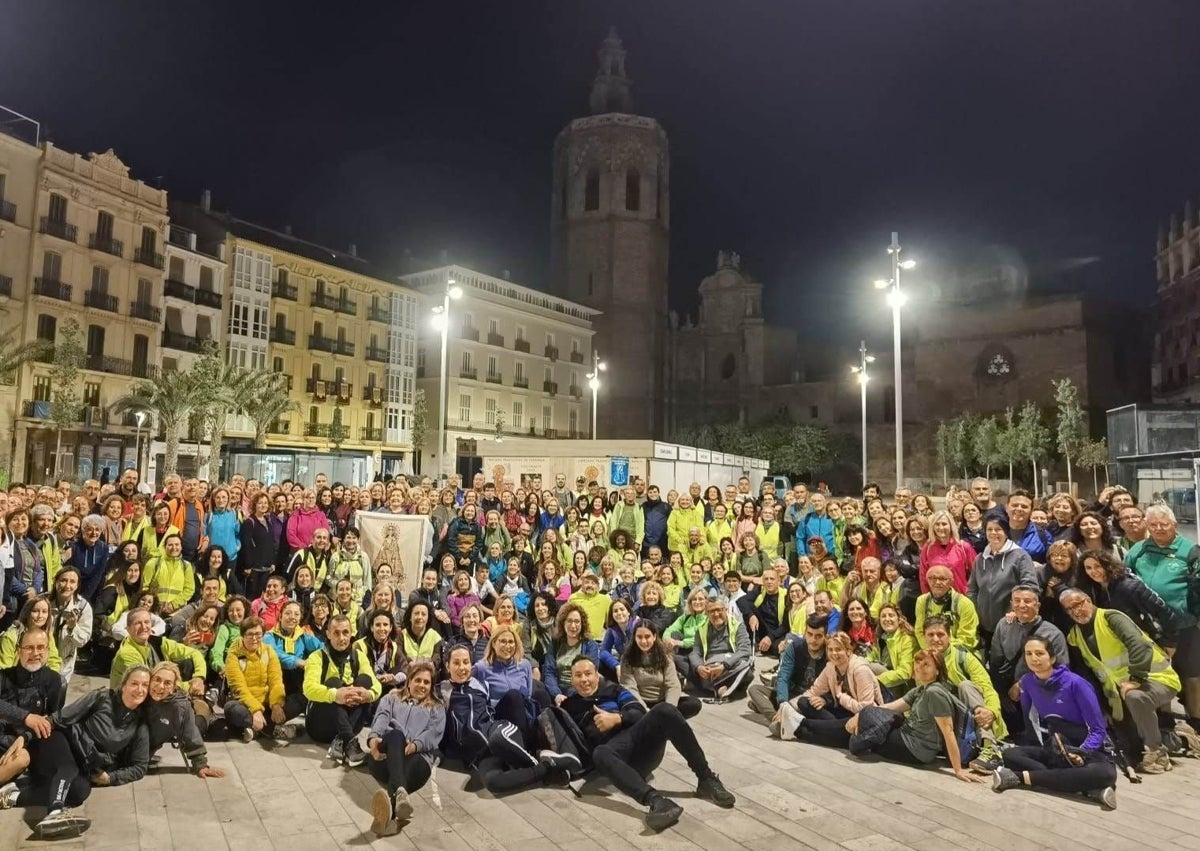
[{"left": 352, "top": 512, "right": 432, "bottom": 600}]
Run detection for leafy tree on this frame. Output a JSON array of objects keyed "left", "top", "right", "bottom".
[
  {"left": 1015, "top": 401, "right": 1052, "bottom": 497},
  {"left": 949, "top": 413, "right": 977, "bottom": 479},
  {"left": 49, "top": 319, "right": 85, "bottom": 479},
  {"left": 190, "top": 342, "right": 257, "bottom": 483},
  {"left": 995, "top": 407, "right": 1021, "bottom": 491},
  {"left": 329, "top": 407, "right": 349, "bottom": 451},
  {"left": 241, "top": 373, "right": 295, "bottom": 449},
  {"left": 112, "top": 369, "right": 201, "bottom": 478},
  {"left": 972, "top": 416, "right": 1003, "bottom": 480},
  {"left": 1077, "top": 438, "right": 1110, "bottom": 497},
  {"left": 411, "top": 389, "right": 428, "bottom": 474},
  {"left": 1053, "top": 378, "right": 1088, "bottom": 494},
  {"left": 935, "top": 421, "right": 953, "bottom": 487}
]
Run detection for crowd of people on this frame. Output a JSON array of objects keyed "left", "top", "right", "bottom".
[{"left": 0, "top": 468, "right": 1197, "bottom": 840}]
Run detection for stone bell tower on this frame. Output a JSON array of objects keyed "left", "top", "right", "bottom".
[{"left": 550, "top": 27, "right": 670, "bottom": 439}]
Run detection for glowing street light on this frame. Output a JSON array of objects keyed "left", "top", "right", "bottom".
[
  {"left": 873, "top": 232, "right": 914, "bottom": 490},
  {"left": 850, "top": 341, "right": 875, "bottom": 488},
  {"left": 434, "top": 276, "right": 463, "bottom": 486},
  {"left": 586, "top": 350, "right": 606, "bottom": 439}
]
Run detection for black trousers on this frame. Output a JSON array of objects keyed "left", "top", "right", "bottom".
[
  {"left": 591, "top": 703, "right": 711, "bottom": 805},
  {"left": 18, "top": 730, "right": 91, "bottom": 810},
  {"left": 1002, "top": 746, "right": 1117, "bottom": 794},
  {"left": 493, "top": 690, "right": 537, "bottom": 749},
  {"left": 367, "top": 730, "right": 433, "bottom": 796},
  {"left": 225, "top": 692, "right": 307, "bottom": 735},
  {"left": 475, "top": 716, "right": 545, "bottom": 796},
  {"left": 305, "top": 675, "right": 374, "bottom": 743}
]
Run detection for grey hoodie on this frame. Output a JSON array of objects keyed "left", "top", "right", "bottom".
[{"left": 967, "top": 540, "right": 1037, "bottom": 633}]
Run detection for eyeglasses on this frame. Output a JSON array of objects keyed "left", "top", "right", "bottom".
[{"left": 1063, "top": 600, "right": 1090, "bottom": 612}]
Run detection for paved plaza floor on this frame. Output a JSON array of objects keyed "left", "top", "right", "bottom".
[{"left": 2, "top": 664, "right": 1198, "bottom": 850}]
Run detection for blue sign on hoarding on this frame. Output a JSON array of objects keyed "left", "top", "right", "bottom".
[{"left": 610, "top": 456, "right": 629, "bottom": 487}]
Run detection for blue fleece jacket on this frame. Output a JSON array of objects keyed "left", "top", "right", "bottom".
[{"left": 1019, "top": 665, "right": 1108, "bottom": 752}]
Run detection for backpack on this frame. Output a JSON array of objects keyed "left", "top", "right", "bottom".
[
  {"left": 319, "top": 648, "right": 361, "bottom": 685},
  {"left": 537, "top": 704, "right": 591, "bottom": 777},
  {"left": 947, "top": 689, "right": 980, "bottom": 763}
]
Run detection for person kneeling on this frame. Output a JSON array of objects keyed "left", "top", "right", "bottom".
[
  {"left": 303, "top": 615, "right": 381, "bottom": 766},
  {"left": 562, "top": 657, "right": 735, "bottom": 832}
]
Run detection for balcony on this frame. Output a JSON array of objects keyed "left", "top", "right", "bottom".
[
  {"left": 569, "top": 384, "right": 583, "bottom": 398},
  {"left": 311, "top": 291, "right": 340, "bottom": 311},
  {"left": 514, "top": 338, "right": 531, "bottom": 353},
  {"left": 360, "top": 427, "right": 383, "bottom": 442},
  {"left": 334, "top": 340, "right": 355, "bottom": 357},
  {"left": 460, "top": 366, "right": 478, "bottom": 380},
  {"left": 0, "top": 275, "right": 11, "bottom": 298},
  {"left": 544, "top": 345, "right": 559, "bottom": 361},
  {"left": 270, "top": 327, "right": 296, "bottom": 346},
  {"left": 162, "top": 329, "right": 205, "bottom": 352},
  {"left": 269, "top": 420, "right": 291, "bottom": 435},
  {"left": 365, "top": 344, "right": 389, "bottom": 362},
  {"left": 39, "top": 217, "right": 77, "bottom": 243},
  {"left": 569, "top": 351, "right": 585, "bottom": 364},
  {"left": 33, "top": 277, "right": 72, "bottom": 301},
  {"left": 0, "top": 200, "right": 15, "bottom": 223},
  {"left": 308, "top": 334, "right": 336, "bottom": 353},
  {"left": 513, "top": 376, "right": 528, "bottom": 389},
  {"left": 164, "top": 279, "right": 194, "bottom": 301},
  {"left": 272, "top": 281, "right": 298, "bottom": 300},
  {"left": 333, "top": 381, "right": 353, "bottom": 402},
  {"left": 84, "top": 354, "right": 156, "bottom": 378},
  {"left": 334, "top": 298, "right": 356, "bottom": 316},
  {"left": 487, "top": 331, "right": 505, "bottom": 347},
  {"left": 22, "top": 400, "right": 55, "bottom": 419},
  {"left": 363, "top": 385, "right": 383, "bottom": 405},
  {"left": 88, "top": 234, "right": 124, "bottom": 258},
  {"left": 305, "top": 378, "right": 328, "bottom": 399},
  {"left": 134, "top": 248, "right": 164, "bottom": 269},
  {"left": 486, "top": 372, "right": 503, "bottom": 384},
  {"left": 460, "top": 326, "right": 480, "bottom": 342},
  {"left": 543, "top": 380, "right": 558, "bottom": 395},
  {"left": 304, "top": 423, "right": 330, "bottom": 437},
  {"left": 84, "top": 289, "right": 119, "bottom": 313},
  {"left": 195, "top": 288, "right": 222, "bottom": 309},
  {"left": 129, "top": 300, "right": 160, "bottom": 323},
  {"left": 368, "top": 305, "right": 390, "bottom": 323}
]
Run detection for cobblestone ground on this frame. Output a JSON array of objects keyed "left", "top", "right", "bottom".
[{"left": 2, "top": 660, "right": 1198, "bottom": 850}]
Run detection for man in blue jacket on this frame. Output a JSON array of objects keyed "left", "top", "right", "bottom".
[
  {"left": 798, "top": 493, "right": 835, "bottom": 557},
  {"left": 67, "top": 516, "right": 111, "bottom": 602},
  {"left": 747, "top": 613, "right": 828, "bottom": 729},
  {"left": 1006, "top": 491, "right": 1049, "bottom": 563},
  {"left": 561, "top": 657, "right": 734, "bottom": 832},
  {"left": 640, "top": 486, "right": 671, "bottom": 559}
]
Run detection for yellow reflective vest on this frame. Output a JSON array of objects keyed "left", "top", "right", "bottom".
[{"left": 1068, "top": 608, "right": 1181, "bottom": 720}]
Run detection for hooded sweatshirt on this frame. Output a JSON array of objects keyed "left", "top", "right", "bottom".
[
  {"left": 285, "top": 505, "right": 331, "bottom": 553},
  {"left": 967, "top": 540, "right": 1037, "bottom": 633}
]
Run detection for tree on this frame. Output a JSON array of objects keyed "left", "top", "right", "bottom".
[
  {"left": 1015, "top": 401, "right": 1052, "bottom": 498},
  {"left": 241, "top": 373, "right": 295, "bottom": 449},
  {"left": 972, "top": 416, "right": 1003, "bottom": 480},
  {"left": 48, "top": 319, "right": 84, "bottom": 479},
  {"left": 1053, "top": 378, "right": 1088, "bottom": 494},
  {"left": 949, "top": 413, "right": 977, "bottom": 479},
  {"left": 494, "top": 410, "right": 506, "bottom": 441},
  {"left": 111, "top": 369, "right": 201, "bottom": 478},
  {"left": 995, "top": 407, "right": 1021, "bottom": 491},
  {"left": 411, "top": 389, "right": 428, "bottom": 474},
  {"left": 329, "top": 407, "right": 349, "bottom": 451},
  {"left": 935, "top": 421, "right": 953, "bottom": 487},
  {"left": 1077, "top": 438, "right": 1110, "bottom": 497},
  {"left": 190, "top": 342, "right": 256, "bottom": 483}
]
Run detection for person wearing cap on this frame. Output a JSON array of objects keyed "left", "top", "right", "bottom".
[{"left": 988, "top": 584, "right": 1068, "bottom": 739}]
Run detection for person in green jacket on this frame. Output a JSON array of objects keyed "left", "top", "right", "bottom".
[
  {"left": 209, "top": 596, "right": 250, "bottom": 676},
  {"left": 142, "top": 534, "right": 196, "bottom": 616},
  {"left": 110, "top": 608, "right": 207, "bottom": 698},
  {"left": 871, "top": 604, "right": 916, "bottom": 698},
  {"left": 1124, "top": 504, "right": 1200, "bottom": 731},
  {"left": 665, "top": 589, "right": 710, "bottom": 681},
  {"left": 302, "top": 614, "right": 381, "bottom": 766}
]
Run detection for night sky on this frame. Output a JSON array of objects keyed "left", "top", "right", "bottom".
[{"left": 3, "top": 1, "right": 1198, "bottom": 354}]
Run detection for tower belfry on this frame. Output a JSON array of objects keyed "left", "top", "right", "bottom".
[{"left": 589, "top": 27, "right": 633, "bottom": 114}]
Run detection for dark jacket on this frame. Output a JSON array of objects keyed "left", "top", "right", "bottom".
[
  {"left": 776, "top": 641, "right": 826, "bottom": 704},
  {"left": 0, "top": 664, "right": 64, "bottom": 747},
  {"left": 143, "top": 690, "right": 209, "bottom": 772},
  {"left": 52, "top": 687, "right": 149, "bottom": 786},
  {"left": 641, "top": 499, "right": 670, "bottom": 551},
  {"left": 1079, "top": 571, "right": 1181, "bottom": 647},
  {"left": 561, "top": 680, "right": 646, "bottom": 748},
  {"left": 634, "top": 603, "right": 674, "bottom": 637},
  {"left": 437, "top": 676, "right": 492, "bottom": 764},
  {"left": 238, "top": 516, "right": 279, "bottom": 575},
  {"left": 67, "top": 539, "right": 111, "bottom": 601}
]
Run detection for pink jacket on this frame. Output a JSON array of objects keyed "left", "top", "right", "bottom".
[
  {"left": 801, "top": 655, "right": 884, "bottom": 713},
  {"left": 919, "top": 539, "right": 976, "bottom": 594},
  {"left": 286, "top": 506, "right": 332, "bottom": 552}
]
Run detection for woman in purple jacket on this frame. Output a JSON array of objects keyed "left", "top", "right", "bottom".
[{"left": 992, "top": 635, "right": 1118, "bottom": 809}]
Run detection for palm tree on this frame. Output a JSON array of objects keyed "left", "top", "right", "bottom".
[
  {"left": 111, "top": 370, "right": 201, "bottom": 478},
  {"left": 189, "top": 343, "right": 260, "bottom": 482},
  {"left": 241, "top": 373, "right": 296, "bottom": 449}
]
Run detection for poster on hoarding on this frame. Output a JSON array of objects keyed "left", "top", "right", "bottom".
[{"left": 610, "top": 456, "right": 629, "bottom": 487}]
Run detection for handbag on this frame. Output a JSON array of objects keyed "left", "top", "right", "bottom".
[{"left": 848, "top": 705, "right": 900, "bottom": 756}]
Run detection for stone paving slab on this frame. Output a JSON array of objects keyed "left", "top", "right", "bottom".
[{"left": 2, "top": 666, "right": 1198, "bottom": 850}]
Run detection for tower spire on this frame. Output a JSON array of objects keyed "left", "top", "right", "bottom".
[{"left": 589, "top": 26, "right": 633, "bottom": 115}]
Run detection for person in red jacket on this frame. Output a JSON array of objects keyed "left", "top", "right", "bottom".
[
  {"left": 252, "top": 575, "right": 289, "bottom": 631},
  {"left": 919, "top": 510, "right": 977, "bottom": 594}
]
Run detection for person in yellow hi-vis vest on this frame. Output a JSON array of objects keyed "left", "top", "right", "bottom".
[
  {"left": 303, "top": 614, "right": 381, "bottom": 767},
  {"left": 1061, "top": 588, "right": 1181, "bottom": 776}
]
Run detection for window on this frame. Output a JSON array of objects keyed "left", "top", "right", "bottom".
[
  {"left": 86, "top": 324, "right": 105, "bottom": 357},
  {"left": 33, "top": 376, "right": 51, "bottom": 402},
  {"left": 417, "top": 348, "right": 426, "bottom": 373},
  {"left": 36, "top": 314, "right": 56, "bottom": 341},
  {"left": 459, "top": 393, "right": 471, "bottom": 422},
  {"left": 544, "top": 366, "right": 553, "bottom": 383},
  {"left": 311, "top": 363, "right": 322, "bottom": 380},
  {"left": 230, "top": 303, "right": 249, "bottom": 335},
  {"left": 569, "top": 409, "right": 578, "bottom": 435},
  {"left": 516, "top": 325, "right": 526, "bottom": 343},
  {"left": 95, "top": 211, "right": 114, "bottom": 240},
  {"left": 571, "top": 370, "right": 578, "bottom": 389},
  {"left": 196, "top": 315, "right": 212, "bottom": 340},
  {"left": 273, "top": 356, "right": 283, "bottom": 373},
  {"left": 542, "top": 405, "right": 552, "bottom": 430},
  {"left": 584, "top": 169, "right": 600, "bottom": 211},
  {"left": 571, "top": 338, "right": 580, "bottom": 356},
  {"left": 309, "top": 406, "right": 319, "bottom": 424},
  {"left": 91, "top": 266, "right": 109, "bottom": 292},
  {"left": 461, "top": 351, "right": 472, "bottom": 371},
  {"left": 251, "top": 307, "right": 267, "bottom": 339},
  {"left": 139, "top": 226, "right": 157, "bottom": 254},
  {"left": 47, "top": 193, "right": 67, "bottom": 223},
  {"left": 136, "top": 278, "right": 152, "bottom": 304},
  {"left": 487, "top": 355, "right": 498, "bottom": 377},
  {"left": 199, "top": 266, "right": 214, "bottom": 291},
  {"left": 515, "top": 361, "right": 525, "bottom": 382},
  {"left": 512, "top": 400, "right": 523, "bottom": 430},
  {"left": 625, "top": 168, "right": 640, "bottom": 211},
  {"left": 335, "top": 366, "right": 345, "bottom": 384},
  {"left": 488, "top": 317, "right": 498, "bottom": 335},
  {"left": 168, "top": 256, "right": 185, "bottom": 281},
  {"left": 315, "top": 278, "right": 326, "bottom": 296},
  {"left": 485, "top": 397, "right": 497, "bottom": 426},
  {"left": 41, "top": 251, "right": 62, "bottom": 281},
  {"left": 810, "top": 405, "right": 819, "bottom": 419},
  {"left": 462, "top": 312, "right": 474, "bottom": 332},
  {"left": 83, "top": 382, "right": 100, "bottom": 406}
]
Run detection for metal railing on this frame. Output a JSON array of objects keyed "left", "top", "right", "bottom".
[
  {"left": 161, "top": 329, "right": 205, "bottom": 352},
  {"left": 270, "top": 327, "right": 296, "bottom": 345},
  {"left": 88, "top": 234, "right": 124, "bottom": 258},
  {"left": 514, "top": 338, "right": 531, "bottom": 353},
  {"left": 33, "top": 277, "right": 72, "bottom": 301},
  {"left": 365, "top": 345, "right": 388, "bottom": 362},
  {"left": 272, "top": 281, "right": 298, "bottom": 300},
  {"left": 134, "top": 248, "right": 164, "bottom": 269},
  {"left": 84, "top": 290, "right": 119, "bottom": 312},
  {"left": 129, "top": 300, "right": 161, "bottom": 322},
  {"left": 39, "top": 217, "right": 77, "bottom": 242}
]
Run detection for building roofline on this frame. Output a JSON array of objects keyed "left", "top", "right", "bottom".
[{"left": 401, "top": 264, "right": 601, "bottom": 322}]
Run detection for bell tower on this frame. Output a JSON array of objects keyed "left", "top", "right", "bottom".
[{"left": 550, "top": 28, "right": 670, "bottom": 439}]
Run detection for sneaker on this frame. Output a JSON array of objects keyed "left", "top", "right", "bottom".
[
  {"left": 345, "top": 737, "right": 366, "bottom": 768},
  {"left": 778, "top": 701, "right": 804, "bottom": 739},
  {"left": 271, "top": 732, "right": 291, "bottom": 748},
  {"left": 1086, "top": 786, "right": 1117, "bottom": 811},
  {"left": 991, "top": 767, "right": 1020, "bottom": 793},
  {"left": 1138, "top": 747, "right": 1166, "bottom": 775},
  {"left": 273, "top": 722, "right": 298, "bottom": 740},
  {"left": 34, "top": 808, "right": 91, "bottom": 839},
  {"left": 205, "top": 688, "right": 220, "bottom": 706},
  {"left": 1157, "top": 748, "right": 1173, "bottom": 772},
  {"left": 370, "top": 789, "right": 393, "bottom": 836},
  {"left": 695, "top": 773, "right": 736, "bottom": 808},
  {"left": 327, "top": 737, "right": 347, "bottom": 765},
  {"left": 392, "top": 787, "right": 414, "bottom": 822},
  {"left": 1176, "top": 721, "right": 1200, "bottom": 754},
  {"left": 768, "top": 718, "right": 782, "bottom": 739},
  {"left": 969, "top": 742, "right": 1003, "bottom": 774},
  {"left": 537, "top": 749, "right": 583, "bottom": 773},
  {"left": 0, "top": 782, "right": 18, "bottom": 809},
  {"left": 645, "top": 794, "right": 684, "bottom": 832},
  {"left": 241, "top": 728, "right": 255, "bottom": 744}
]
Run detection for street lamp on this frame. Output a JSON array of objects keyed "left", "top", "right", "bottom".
[
  {"left": 849, "top": 341, "right": 875, "bottom": 488},
  {"left": 432, "top": 276, "right": 463, "bottom": 487},
  {"left": 873, "top": 232, "right": 915, "bottom": 490},
  {"left": 133, "top": 410, "right": 148, "bottom": 484},
  {"left": 586, "top": 350, "right": 606, "bottom": 440}
]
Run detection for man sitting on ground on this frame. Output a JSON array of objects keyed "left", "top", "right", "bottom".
[
  {"left": 303, "top": 615, "right": 381, "bottom": 767},
  {"left": 747, "top": 614, "right": 828, "bottom": 725},
  {"left": 688, "top": 600, "right": 752, "bottom": 701}
]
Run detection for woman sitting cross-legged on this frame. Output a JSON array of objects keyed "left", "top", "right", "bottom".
[
  {"left": 773, "top": 631, "right": 882, "bottom": 738},
  {"left": 991, "top": 636, "right": 1118, "bottom": 809},
  {"left": 366, "top": 661, "right": 445, "bottom": 836},
  {"left": 619, "top": 621, "right": 702, "bottom": 719}
]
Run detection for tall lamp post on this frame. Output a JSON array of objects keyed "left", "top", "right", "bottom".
[
  {"left": 134, "top": 410, "right": 147, "bottom": 484},
  {"left": 431, "top": 276, "right": 463, "bottom": 487},
  {"left": 849, "top": 341, "right": 875, "bottom": 488},
  {"left": 873, "top": 232, "right": 915, "bottom": 490},
  {"left": 586, "top": 350, "right": 606, "bottom": 439}
]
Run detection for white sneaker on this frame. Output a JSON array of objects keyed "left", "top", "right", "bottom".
[
  {"left": 778, "top": 702, "right": 804, "bottom": 738},
  {"left": 0, "top": 781, "right": 18, "bottom": 809},
  {"left": 392, "top": 787, "right": 414, "bottom": 822}
]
